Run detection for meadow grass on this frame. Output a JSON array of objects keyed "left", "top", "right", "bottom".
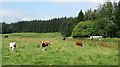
[
  {"left": 2, "top": 33, "right": 119, "bottom": 65},
  {"left": 0, "top": 34, "right": 2, "bottom": 66}
]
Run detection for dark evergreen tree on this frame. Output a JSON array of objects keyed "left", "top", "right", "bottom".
[
  {"left": 77, "top": 10, "right": 85, "bottom": 21},
  {"left": 2, "top": 22, "right": 6, "bottom": 34}
]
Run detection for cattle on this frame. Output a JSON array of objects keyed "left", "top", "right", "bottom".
[
  {"left": 90, "top": 36, "right": 102, "bottom": 39},
  {"left": 88, "top": 38, "right": 93, "bottom": 40},
  {"left": 4, "top": 36, "right": 8, "bottom": 38},
  {"left": 9, "top": 42, "right": 16, "bottom": 51},
  {"left": 63, "top": 37, "right": 65, "bottom": 40},
  {"left": 75, "top": 42, "right": 83, "bottom": 47},
  {"left": 41, "top": 41, "right": 52, "bottom": 51}
]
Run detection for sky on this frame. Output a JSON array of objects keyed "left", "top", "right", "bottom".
[{"left": 0, "top": 0, "right": 119, "bottom": 24}]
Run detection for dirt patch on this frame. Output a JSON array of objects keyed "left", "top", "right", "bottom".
[{"left": 97, "top": 43, "right": 118, "bottom": 49}]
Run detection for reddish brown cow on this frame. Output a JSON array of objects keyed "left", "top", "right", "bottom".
[
  {"left": 41, "top": 41, "right": 52, "bottom": 47},
  {"left": 41, "top": 41, "right": 52, "bottom": 51},
  {"left": 76, "top": 42, "right": 83, "bottom": 47}
]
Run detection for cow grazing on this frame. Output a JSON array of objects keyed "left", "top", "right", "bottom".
[
  {"left": 41, "top": 41, "right": 52, "bottom": 51},
  {"left": 88, "top": 38, "right": 93, "bottom": 40},
  {"left": 75, "top": 42, "right": 83, "bottom": 47},
  {"left": 41, "top": 41, "right": 52, "bottom": 47},
  {"left": 4, "top": 36, "right": 8, "bottom": 38},
  {"left": 90, "top": 36, "right": 102, "bottom": 39},
  {"left": 63, "top": 37, "right": 65, "bottom": 40},
  {"left": 9, "top": 42, "right": 16, "bottom": 51}
]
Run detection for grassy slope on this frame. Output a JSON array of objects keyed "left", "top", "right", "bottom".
[
  {"left": 2, "top": 33, "right": 119, "bottom": 65},
  {"left": 0, "top": 34, "right": 2, "bottom": 66}
]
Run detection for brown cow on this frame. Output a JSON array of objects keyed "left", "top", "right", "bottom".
[
  {"left": 75, "top": 42, "right": 83, "bottom": 47},
  {"left": 41, "top": 41, "right": 52, "bottom": 51},
  {"left": 41, "top": 41, "right": 52, "bottom": 47}
]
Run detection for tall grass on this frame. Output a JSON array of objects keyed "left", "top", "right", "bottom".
[{"left": 2, "top": 33, "right": 119, "bottom": 65}]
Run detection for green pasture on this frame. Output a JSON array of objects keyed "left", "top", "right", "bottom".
[{"left": 2, "top": 33, "right": 119, "bottom": 65}]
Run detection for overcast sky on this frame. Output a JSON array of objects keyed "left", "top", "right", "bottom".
[{"left": 0, "top": 0, "right": 119, "bottom": 24}]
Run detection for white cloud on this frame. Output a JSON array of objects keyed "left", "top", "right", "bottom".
[
  {"left": 0, "top": 9, "right": 26, "bottom": 23},
  {"left": 1, "top": 9, "right": 23, "bottom": 17},
  {"left": 22, "top": 17, "right": 37, "bottom": 21},
  {"left": 0, "top": 9, "right": 38, "bottom": 23}
]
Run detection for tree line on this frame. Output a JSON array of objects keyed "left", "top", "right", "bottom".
[
  {"left": 1, "top": 17, "right": 78, "bottom": 36},
  {"left": 1, "top": 1, "right": 120, "bottom": 38},
  {"left": 72, "top": 1, "right": 120, "bottom": 38}
]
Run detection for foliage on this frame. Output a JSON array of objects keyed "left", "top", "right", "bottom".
[
  {"left": 72, "top": 21, "right": 94, "bottom": 37},
  {"left": 59, "top": 17, "right": 78, "bottom": 37},
  {"left": 95, "top": 1, "right": 119, "bottom": 37},
  {"left": 73, "top": 1, "right": 120, "bottom": 38},
  {"left": 84, "top": 9, "right": 97, "bottom": 21},
  {"left": 77, "top": 10, "right": 85, "bottom": 21}
]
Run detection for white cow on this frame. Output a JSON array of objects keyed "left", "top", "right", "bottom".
[
  {"left": 90, "top": 36, "right": 102, "bottom": 39},
  {"left": 9, "top": 42, "right": 16, "bottom": 51}
]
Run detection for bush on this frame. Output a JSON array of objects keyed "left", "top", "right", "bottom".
[
  {"left": 116, "top": 31, "right": 120, "bottom": 38},
  {"left": 72, "top": 21, "right": 94, "bottom": 37}
]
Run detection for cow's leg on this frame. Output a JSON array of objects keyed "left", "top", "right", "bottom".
[
  {"left": 42, "top": 48, "right": 45, "bottom": 51},
  {"left": 42, "top": 47, "right": 46, "bottom": 51}
]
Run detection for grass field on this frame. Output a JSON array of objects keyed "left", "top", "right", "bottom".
[
  {"left": 2, "top": 33, "right": 119, "bottom": 65},
  {"left": 0, "top": 34, "right": 2, "bottom": 67}
]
